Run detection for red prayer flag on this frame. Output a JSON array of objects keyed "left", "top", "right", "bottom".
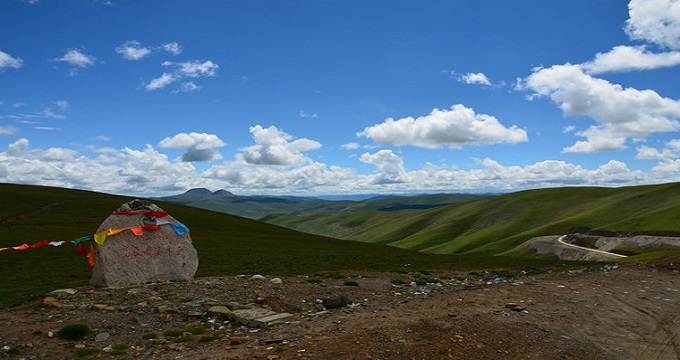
[
  {"left": 12, "top": 244, "right": 29, "bottom": 250},
  {"left": 75, "top": 242, "right": 88, "bottom": 256},
  {"left": 111, "top": 211, "right": 140, "bottom": 215},
  {"left": 143, "top": 211, "right": 168, "bottom": 218},
  {"left": 86, "top": 245, "right": 96, "bottom": 269},
  {"left": 31, "top": 240, "right": 50, "bottom": 248}
]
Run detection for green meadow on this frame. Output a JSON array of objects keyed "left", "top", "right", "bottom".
[{"left": 265, "top": 182, "right": 680, "bottom": 255}]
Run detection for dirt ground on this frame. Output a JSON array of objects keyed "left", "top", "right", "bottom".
[{"left": 1, "top": 259, "right": 679, "bottom": 360}]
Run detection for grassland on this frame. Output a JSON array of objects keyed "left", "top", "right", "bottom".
[
  {"left": 0, "top": 184, "right": 561, "bottom": 308},
  {"left": 264, "top": 182, "right": 680, "bottom": 255}
]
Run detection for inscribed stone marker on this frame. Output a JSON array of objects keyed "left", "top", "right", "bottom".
[{"left": 90, "top": 200, "right": 198, "bottom": 287}]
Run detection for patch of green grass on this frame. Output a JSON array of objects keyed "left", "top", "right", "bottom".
[
  {"left": 58, "top": 324, "right": 91, "bottom": 340},
  {"left": 174, "top": 335, "right": 194, "bottom": 343},
  {"left": 142, "top": 332, "right": 158, "bottom": 340},
  {"left": 74, "top": 347, "right": 99, "bottom": 358},
  {"left": 163, "top": 329, "right": 184, "bottom": 337},
  {"left": 305, "top": 278, "right": 323, "bottom": 284},
  {"left": 343, "top": 280, "right": 359, "bottom": 286},
  {"left": 274, "top": 346, "right": 287, "bottom": 353},
  {"left": 185, "top": 326, "right": 207, "bottom": 335},
  {"left": 390, "top": 278, "right": 406, "bottom": 285}
]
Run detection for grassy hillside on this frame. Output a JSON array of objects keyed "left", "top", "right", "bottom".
[
  {"left": 0, "top": 184, "right": 554, "bottom": 307},
  {"left": 158, "top": 190, "right": 488, "bottom": 219},
  {"left": 264, "top": 183, "right": 680, "bottom": 255}
]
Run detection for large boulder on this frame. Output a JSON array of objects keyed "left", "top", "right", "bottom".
[{"left": 90, "top": 200, "right": 198, "bottom": 287}]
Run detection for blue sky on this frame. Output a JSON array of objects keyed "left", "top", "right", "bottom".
[{"left": 2, "top": 0, "right": 680, "bottom": 197}]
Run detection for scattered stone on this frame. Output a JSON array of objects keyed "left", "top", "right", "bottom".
[
  {"left": 50, "top": 288, "right": 78, "bottom": 296},
  {"left": 505, "top": 303, "right": 526, "bottom": 312},
  {"left": 74, "top": 344, "right": 86, "bottom": 349},
  {"left": 270, "top": 277, "right": 283, "bottom": 284},
  {"left": 208, "top": 305, "right": 232, "bottom": 317},
  {"left": 42, "top": 297, "right": 58, "bottom": 306},
  {"left": 229, "top": 336, "right": 247, "bottom": 345},
  {"left": 321, "top": 294, "right": 349, "bottom": 309},
  {"left": 251, "top": 274, "right": 266, "bottom": 280},
  {"left": 95, "top": 332, "right": 110, "bottom": 342},
  {"left": 230, "top": 307, "right": 294, "bottom": 327},
  {"left": 90, "top": 200, "right": 199, "bottom": 288}
]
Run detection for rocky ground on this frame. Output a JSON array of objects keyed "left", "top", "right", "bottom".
[{"left": 1, "top": 259, "right": 679, "bottom": 360}]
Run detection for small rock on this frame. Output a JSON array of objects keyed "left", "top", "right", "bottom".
[
  {"left": 208, "top": 305, "right": 232, "bottom": 316},
  {"left": 74, "top": 344, "right": 86, "bottom": 349},
  {"left": 42, "top": 297, "right": 58, "bottom": 306},
  {"left": 251, "top": 274, "right": 266, "bottom": 280},
  {"left": 95, "top": 332, "right": 110, "bottom": 342},
  {"left": 229, "top": 336, "right": 247, "bottom": 345},
  {"left": 50, "top": 288, "right": 78, "bottom": 295},
  {"left": 270, "top": 278, "right": 283, "bottom": 284}
]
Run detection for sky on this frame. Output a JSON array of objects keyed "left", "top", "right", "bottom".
[{"left": 1, "top": 0, "right": 680, "bottom": 197}]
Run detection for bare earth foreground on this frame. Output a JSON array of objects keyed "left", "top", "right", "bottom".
[{"left": 1, "top": 259, "right": 679, "bottom": 360}]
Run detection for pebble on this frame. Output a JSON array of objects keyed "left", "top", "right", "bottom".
[
  {"left": 95, "top": 332, "right": 110, "bottom": 342},
  {"left": 251, "top": 274, "right": 266, "bottom": 280}
]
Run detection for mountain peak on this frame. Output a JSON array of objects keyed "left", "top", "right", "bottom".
[
  {"left": 213, "top": 189, "right": 235, "bottom": 197},
  {"left": 184, "top": 188, "right": 213, "bottom": 196}
]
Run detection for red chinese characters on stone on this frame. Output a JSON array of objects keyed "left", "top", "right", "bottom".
[{"left": 119, "top": 245, "right": 187, "bottom": 259}]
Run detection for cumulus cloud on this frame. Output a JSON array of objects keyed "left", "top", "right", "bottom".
[
  {"left": 523, "top": 64, "right": 680, "bottom": 152},
  {"left": 625, "top": 0, "right": 680, "bottom": 50},
  {"left": 146, "top": 60, "right": 218, "bottom": 92},
  {"left": 159, "top": 132, "right": 225, "bottom": 162},
  {"left": 581, "top": 45, "right": 680, "bottom": 73},
  {"left": 358, "top": 104, "right": 527, "bottom": 149},
  {"left": 116, "top": 40, "right": 183, "bottom": 60},
  {"left": 161, "top": 42, "right": 182, "bottom": 55},
  {"left": 238, "top": 125, "right": 321, "bottom": 166},
  {"left": 341, "top": 142, "right": 360, "bottom": 150},
  {"left": 115, "top": 40, "right": 152, "bottom": 60},
  {"left": 359, "top": 150, "right": 408, "bottom": 184},
  {"left": 163, "top": 60, "right": 219, "bottom": 77},
  {"left": 637, "top": 139, "right": 680, "bottom": 160},
  {"left": 299, "top": 110, "right": 319, "bottom": 119},
  {"left": 1, "top": 136, "right": 676, "bottom": 197},
  {"left": 459, "top": 72, "right": 492, "bottom": 86},
  {"left": 0, "top": 50, "right": 23, "bottom": 70},
  {"left": 145, "top": 73, "right": 177, "bottom": 91},
  {"left": 53, "top": 49, "right": 96, "bottom": 68}
]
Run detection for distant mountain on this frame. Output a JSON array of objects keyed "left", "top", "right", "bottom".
[
  {"left": 182, "top": 188, "right": 235, "bottom": 197},
  {"left": 157, "top": 190, "right": 488, "bottom": 219}
]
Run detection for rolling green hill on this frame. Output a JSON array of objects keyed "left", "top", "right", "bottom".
[
  {"left": 0, "top": 183, "right": 547, "bottom": 307},
  {"left": 157, "top": 188, "right": 488, "bottom": 219},
  {"left": 264, "top": 183, "right": 680, "bottom": 256}
]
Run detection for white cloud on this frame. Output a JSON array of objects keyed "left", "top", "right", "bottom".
[
  {"left": 54, "top": 49, "right": 96, "bottom": 68},
  {"left": 145, "top": 73, "right": 177, "bottom": 91},
  {"left": 161, "top": 42, "right": 182, "bottom": 55},
  {"left": 0, "top": 50, "right": 23, "bottom": 70},
  {"left": 358, "top": 104, "right": 528, "bottom": 149},
  {"left": 53, "top": 100, "right": 69, "bottom": 110},
  {"left": 299, "top": 110, "right": 319, "bottom": 119},
  {"left": 238, "top": 125, "right": 321, "bottom": 166},
  {"left": 637, "top": 139, "right": 680, "bottom": 159},
  {"left": 359, "top": 150, "right": 408, "bottom": 184},
  {"left": 115, "top": 40, "right": 152, "bottom": 60},
  {"left": 625, "top": 0, "right": 680, "bottom": 50},
  {"left": 341, "top": 142, "right": 360, "bottom": 150},
  {"left": 1, "top": 135, "right": 677, "bottom": 197},
  {"left": 146, "top": 60, "right": 218, "bottom": 92},
  {"left": 159, "top": 132, "right": 225, "bottom": 162},
  {"left": 523, "top": 64, "right": 680, "bottom": 153},
  {"left": 0, "top": 126, "right": 17, "bottom": 135},
  {"left": 163, "top": 60, "right": 219, "bottom": 77},
  {"left": 174, "top": 82, "right": 201, "bottom": 93},
  {"left": 459, "top": 72, "right": 492, "bottom": 86},
  {"left": 581, "top": 45, "right": 680, "bottom": 73}
]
